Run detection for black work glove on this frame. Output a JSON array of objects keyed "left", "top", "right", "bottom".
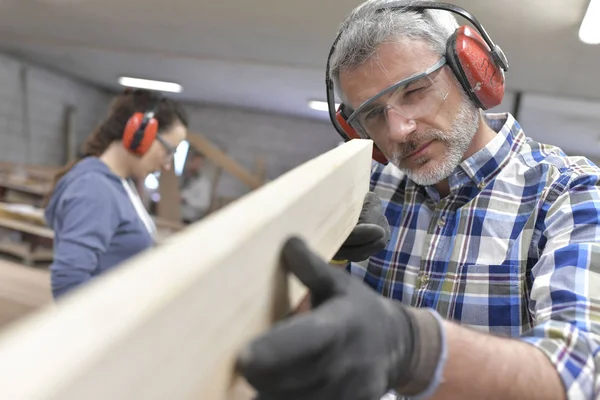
[
  {"left": 333, "top": 192, "right": 391, "bottom": 262},
  {"left": 236, "top": 237, "right": 445, "bottom": 400}
]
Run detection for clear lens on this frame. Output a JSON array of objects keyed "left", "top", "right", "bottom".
[{"left": 350, "top": 70, "right": 450, "bottom": 139}]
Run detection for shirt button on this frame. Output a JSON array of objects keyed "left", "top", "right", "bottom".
[
  {"left": 421, "top": 274, "right": 430, "bottom": 286},
  {"left": 437, "top": 217, "right": 446, "bottom": 227},
  {"left": 478, "top": 182, "right": 486, "bottom": 190}
]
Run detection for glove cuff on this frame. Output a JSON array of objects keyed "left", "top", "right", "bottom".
[{"left": 395, "top": 307, "right": 447, "bottom": 398}]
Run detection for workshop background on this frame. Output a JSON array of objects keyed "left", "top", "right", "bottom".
[{"left": 0, "top": 0, "right": 596, "bottom": 328}]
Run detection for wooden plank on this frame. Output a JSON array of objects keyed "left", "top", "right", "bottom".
[
  {"left": 0, "top": 180, "right": 48, "bottom": 197},
  {"left": 0, "top": 202, "right": 46, "bottom": 226},
  {"left": 0, "top": 243, "right": 30, "bottom": 261},
  {"left": 0, "top": 243, "right": 53, "bottom": 264},
  {"left": 0, "top": 217, "right": 54, "bottom": 239},
  {"left": 0, "top": 139, "right": 373, "bottom": 400},
  {"left": 187, "top": 132, "right": 263, "bottom": 189},
  {"left": 208, "top": 165, "right": 224, "bottom": 213},
  {"left": 157, "top": 165, "right": 181, "bottom": 222}
]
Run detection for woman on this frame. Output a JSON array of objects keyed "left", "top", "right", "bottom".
[{"left": 44, "top": 89, "right": 189, "bottom": 299}]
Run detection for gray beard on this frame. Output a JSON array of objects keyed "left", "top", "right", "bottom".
[{"left": 391, "top": 101, "right": 480, "bottom": 186}]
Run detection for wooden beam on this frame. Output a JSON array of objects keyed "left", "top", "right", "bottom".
[
  {"left": 187, "top": 132, "right": 263, "bottom": 190},
  {"left": 157, "top": 165, "right": 181, "bottom": 222},
  {"left": 0, "top": 139, "right": 373, "bottom": 400},
  {"left": 208, "top": 165, "right": 224, "bottom": 214}
]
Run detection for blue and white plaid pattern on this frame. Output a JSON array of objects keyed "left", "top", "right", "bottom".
[{"left": 349, "top": 113, "right": 600, "bottom": 399}]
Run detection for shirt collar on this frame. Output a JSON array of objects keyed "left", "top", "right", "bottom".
[{"left": 446, "top": 112, "right": 526, "bottom": 193}]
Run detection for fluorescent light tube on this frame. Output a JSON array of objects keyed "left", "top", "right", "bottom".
[
  {"left": 580, "top": 0, "right": 600, "bottom": 44},
  {"left": 118, "top": 77, "right": 183, "bottom": 93},
  {"left": 308, "top": 100, "right": 340, "bottom": 111}
]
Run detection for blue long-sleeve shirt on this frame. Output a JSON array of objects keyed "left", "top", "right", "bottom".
[
  {"left": 350, "top": 112, "right": 600, "bottom": 399},
  {"left": 45, "top": 157, "right": 154, "bottom": 299}
]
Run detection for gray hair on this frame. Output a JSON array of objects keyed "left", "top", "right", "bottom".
[{"left": 330, "top": 0, "right": 459, "bottom": 99}]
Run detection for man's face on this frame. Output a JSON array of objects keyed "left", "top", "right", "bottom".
[{"left": 340, "top": 39, "right": 480, "bottom": 186}]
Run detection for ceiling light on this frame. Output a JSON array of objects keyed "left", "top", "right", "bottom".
[
  {"left": 118, "top": 77, "right": 183, "bottom": 93},
  {"left": 308, "top": 100, "right": 340, "bottom": 112},
  {"left": 579, "top": 0, "right": 600, "bottom": 44}
]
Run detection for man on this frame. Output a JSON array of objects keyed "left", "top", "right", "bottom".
[{"left": 236, "top": 1, "right": 600, "bottom": 399}]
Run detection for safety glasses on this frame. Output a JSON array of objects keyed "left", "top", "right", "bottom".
[
  {"left": 156, "top": 135, "right": 177, "bottom": 161},
  {"left": 346, "top": 57, "right": 450, "bottom": 139}
]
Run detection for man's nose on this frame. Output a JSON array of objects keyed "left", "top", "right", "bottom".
[{"left": 385, "top": 107, "right": 417, "bottom": 143}]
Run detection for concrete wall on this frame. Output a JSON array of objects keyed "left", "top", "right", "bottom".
[
  {"left": 0, "top": 53, "right": 111, "bottom": 166},
  {"left": 182, "top": 103, "right": 342, "bottom": 198}
]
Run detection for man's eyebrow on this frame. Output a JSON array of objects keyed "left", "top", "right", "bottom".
[{"left": 405, "top": 76, "right": 429, "bottom": 89}]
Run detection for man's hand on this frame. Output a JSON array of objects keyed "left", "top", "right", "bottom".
[
  {"left": 333, "top": 192, "right": 391, "bottom": 262},
  {"left": 236, "top": 237, "right": 445, "bottom": 400}
]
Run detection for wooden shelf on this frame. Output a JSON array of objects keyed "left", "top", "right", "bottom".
[
  {"left": 0, "top": 242, "right": 53, "bottom": 264},
  {"left": 0, "top": 180, "right": 48, "bottom": 197},
  {"left": 0, "top": 218, "right": 54, "bottom": 239},
  {"left": 0, "top": 202, "right": 46, "bottom": 226}
]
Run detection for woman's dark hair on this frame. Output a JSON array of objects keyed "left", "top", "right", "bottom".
[{"left": 44, "top": 89, "right": 189, "bottom": 206}]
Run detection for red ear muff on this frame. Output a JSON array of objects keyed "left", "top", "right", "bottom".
[
  {"left": 371, "top": 146, "right": 388, "bottom": 165},
  {"left": 446, "top": 25, "right": 505, "bottom": 110},
  {"left": 336, "top": 108, "right": 388, "bottom": 165},
  {"left": 123, "top": 112, "right": 159, "bottom": 156},
  {"left": 335, "top": 108, "right": 361, "bottom": 141}
]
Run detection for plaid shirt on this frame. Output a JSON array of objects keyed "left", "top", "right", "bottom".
[{"left": 349, "top": 113, "right": 600, "bottom": 399}]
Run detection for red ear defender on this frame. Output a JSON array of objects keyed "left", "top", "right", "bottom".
[
  {"left": 446, "top": 25, "right": 505, "bottom": 110},
  {"left": 122, "top": 112, "right": 159, "bottom": 156},
  {"left": 335, "top": 109, "right": 388, "bottom": 165},
  {"left": 335, "top": 108, "right": 360, "bottom": 141}
]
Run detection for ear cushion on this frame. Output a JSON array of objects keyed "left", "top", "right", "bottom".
[
  {"left": 123, "top": 112, "right": 159, "bottom": 156},
  {"left": 446, "top": 25, "right": 505, "bottom": 110},
  {"left": 336, "top": 106, "right": 388, "bottom": 165}
]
